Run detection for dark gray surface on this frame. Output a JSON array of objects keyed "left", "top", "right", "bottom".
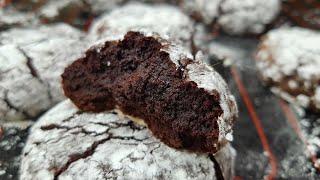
[{"left": 210, "top": 35, "right": 320, "bottom": 179}]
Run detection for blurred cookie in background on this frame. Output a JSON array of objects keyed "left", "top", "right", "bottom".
[
  {"left": 256, "top": 27, "right": 320, "bottom": 113},
  {"left": 88, "top": 2, "right": 196, "bottom": 51},
  {"left": 179, "top": 0, "right": 281, "bottom": 35},
  {"left": 0, "top": 24, "right": 87, "bottom": 122}
]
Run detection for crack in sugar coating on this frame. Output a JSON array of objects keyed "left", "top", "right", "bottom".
[
  {"left": 0, "top": 24, "right": 87, "bottom": 122},
  {"left": 20, "top": 100, "right": 235, "bottom": 180},
  {"left": 62, "top": 32, "right": 225, "bottom": 153}
]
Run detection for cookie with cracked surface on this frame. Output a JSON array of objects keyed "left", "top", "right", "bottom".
[
  {"left": 20, "top": 100, "right": 235, "bottom": 180},
  {"left": 88, "top": 2, "right": 195, "bottom": 50},
  {"left": 62, "top": 31, "right": 238, "bottom": 153},
  {"left": 256, "top": 27, "right": 320, "bottom": 112},
  {"left": 179, "top": 0, "right": 281, "bottom": 35},
  {"left": 0, "top": 24, "right": 87, "bottom": 122}
]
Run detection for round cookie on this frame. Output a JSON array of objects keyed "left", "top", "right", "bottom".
[
  {"left": 88, "top": 2, "right": 195, "bottom": 50},
  {"left": 180, "top": 0, "right": 281, "bottom": 35},
  {"left": 256, "top": 27, "right": 320, "bottom": 112},
  {"left": 0, "top": 24, "right": 87, "bottom": 122},
  {"left": 20, "top": 100, "right": 235, "bottom": 180},
  {"left": 62, "top": 31, "right": 238, "bottom": 153}
]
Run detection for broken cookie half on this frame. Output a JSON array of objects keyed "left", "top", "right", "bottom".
[{"left": 62, "top": 31, "right": 238, "bottom": 153}]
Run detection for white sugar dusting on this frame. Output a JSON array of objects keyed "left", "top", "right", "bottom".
[
  {"left": 218, "top": 0, "right": 280, "bottom": 35},
  {"left": 256, "top": 27, "right": 320, "bottom": 111},
  {"left": 187, "top": 52, "right": 237, "bottom": 146},
  {"left": 180, "top": 0, "right": 280, "bottom": 35},
  {"left": 89, "top": 2, "right": 195, "bottom": 50},
  {"left": 20, "top": 100, "right": 235, "bottom": 180},
  {"left": 0, "top": 24, "right": 87, "bottom": 122}
]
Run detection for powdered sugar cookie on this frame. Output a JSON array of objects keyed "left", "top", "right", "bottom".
[
  {"left": 20, "top": 100, "right": 235, "bottom": 180},
  {"left": 256, "top": 27, "right": 320, "bottom": 112},
  {"left": 0, "top": 24, "right": 87, "bottom": 122}
]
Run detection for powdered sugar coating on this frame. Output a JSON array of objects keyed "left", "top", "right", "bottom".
[
  {"left": 89, "top": 2, "right": 195, "bottom": 49},
  {"left": 180, "top": 0, "right": 280, "bottom": 35},
  {"left": 218, "top": 0, "right": 280, "bottom": 35},
  {"left": 256, "top": 27, "right": 320, "bottom": 111},
  {"left": 187, "top": 52, "right": 237, "bottom": 145},
  {"left": 0, "top": 24, "right": 87, "bottom": 122},
  {"left": 20, "top": 100, "right": 235, "bottom": 180},
  {"left": 162, "top": 41, "right": 238, "bottom": 149}
]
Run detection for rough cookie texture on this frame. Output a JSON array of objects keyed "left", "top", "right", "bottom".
[
  {"left": 256, "top": 27, "right": 320, "bottom": 112},
  {"left": 180, "top": 0, "right": 281, "bottom": 35},
  {"left": 20, "top": 100, "right": 235, "bottom": 180},
  {"left": 0, "top": 24, "right": 87, "bottom": 122},
  {"left": 89, "top": 2, "right": 195, "bottom": 50},
  {"left": 62, "top": 31, "right": 237, "bottom": 153},
  {"left": 282, "top": 0, "right": 320, "bottom": 30}
]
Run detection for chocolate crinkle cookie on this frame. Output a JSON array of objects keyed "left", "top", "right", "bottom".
[
  {"left": 20, "top": 100, "right": 235, "bottom": 180},
  {"left": 62, "top": 31, "right": 238, "bottom": 153},
  {"left": 256, "top": 27, "right": 320, "bottom": 112},
  {"left": 88, "top": 2, "right": 195, "bottom": 50},
  {"left": 0, "top": 24, "right": 87, "bottom": 122},
  {"left": 179, "top": 0, "right": 281, "bottom": 35}
]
